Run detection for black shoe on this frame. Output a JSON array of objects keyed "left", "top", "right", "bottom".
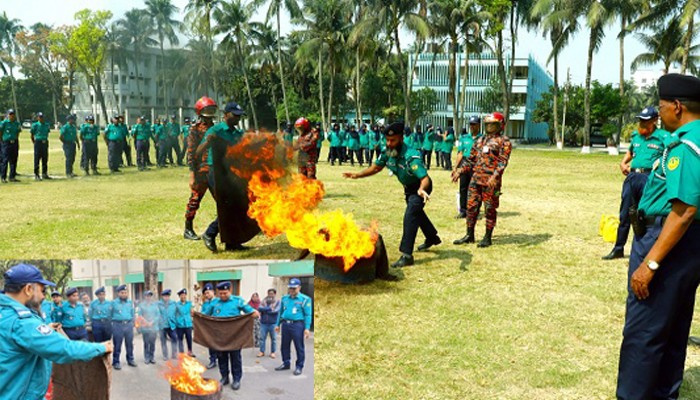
[
  {"left": 602, "top": 249, "right": 624, "bottom": 260},
  {"left": 689, "top": 336, "right": 700, "bottom": 346},
  {"left": 150, "top": 359, "right": 156, "bottom": 364},
  {"left": 220, "top": 376, "right": 230, "bottom": 385},
  {"left": 417, "top": 236, "right": 441, "bottom": 251},
  {"left": 128, "top": 361, "right": 137, "bottom": 367},
  {"left": 454, "top": 227, "right": 476, "bottom": 245},
  {"left": 206, "top": 361, "right": 217, "bottom": 369},
  {"left": 42, "top": 175, "right": 52, "bottom": 180},
  {"left": 477, "top": 229, "right": 493, "bottom": 248},
  {"left": 455, "top": 211, "right": 466, "bottom": 219},
  {"left": 231, "top": 381, "right": 241, "bottom": 390},
  {"left": 202, "top": 233, "right": 217, "bottom": 253},
  {"left": 275, "top": 364, "right": 291, "bottom": 371},
  {"left": 225, "top": 243, "right": 249, "bottom": 251},
  {"left": 294, "top": 368, "right": 302, "bottom": 376},
  {"left": 391, "top": 254, "right": 414, "bottom": 268},
  {"left": 113, "top": 363, "right": 122, "bottom": 370},
  {"left": 34, "top": 175, "right": 41, "bottom": 181},
  {"left": 93, "top": 170, "right": 101, "bottom": 175},
  {"left": 84, "top": 170, "right": 90, "bottom": 176},
  {"left": 184, "top": 220, "right": 200, "bottom": 240},
  {"left": 9, "top": 178, "right": 19, "bottom": 182}
]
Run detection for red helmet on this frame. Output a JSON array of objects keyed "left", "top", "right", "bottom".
[
  {"left": 294, "top": 117, "right": 310, "bottom": 132},
  {"left": 195, "top": 96, "right": 218, "bottom": 117},
  {"left": 484, "top": 112, "right": 505, "bottom": 124}
]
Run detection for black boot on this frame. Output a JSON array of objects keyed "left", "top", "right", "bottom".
[
  {"left": 453, "top": 227, "right": 475, "bottom": 245},
  {"left": 184, "top": 220, "right": 200, "bottom": 240},
  {"left": 601, "top": 248, "right": 624, "bottom": 260},
  {"left": 390, "top": 254, "right": 414, "bottom": 268},
  {"left": 477, "top": 229, "right": 493, "bottom": 248},
  {"left": 202, "top": 233, "right": 217, "bottom": 253}
]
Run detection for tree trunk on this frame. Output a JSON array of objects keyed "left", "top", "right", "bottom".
[
  {"left": 143, "top": 260, "right": 158, "bottom": 296},
  {"left": 506, "top": 6, "right": 517, "bottom": 124},
  {"left": 67, "top": 69, "right": 76, "bottom": 111},
  {"left": 161, "top": 39, "right": 169, "bottom": 116},
  {"left": 239, "top": 45, "right": 258, "bottom": 132},
  {"left": 496, "top": 31, "right": 509, "bottom": 122},
  {"left": 681, "top": 16, "right": 694, "bottom": 74},
  {"left": 618, "top": 17, "right": 626, "bottom": 145},
  {"left": 355, "top": 45, "right": 362, "bottom": 126},
  {"left": 318, "top": 50, "right": 326, "bottom": 130},
  {"left": 449, "top": 36, "right": 458, "bottom": 134},
  {"left": 327, "top": 58, "right": 334, "bottom": 126},
  {"left": 94, "top": 77, "right": 109, "bottom": 128},
  {"left": 552, "top": 53, "right": 559, "bottom": 145},
  {"left": 460, "top": 38, "right": 470, "bottom": 124},
  {"left": 9, "top": 65, "right": 18, "bottom": 118},
  {"left": 52, "top": 91, "right": 58, "bottom": 127},
  {"left": 277, "top": 7, "right": 290, "bottom": 125},
  {"left": 583, "top": 28, "right": 595, "bottom": 149},
  {"left": 134, "top": 49, "right": 142, "bottom": 109},
  {"left": 394, "top": 25, "right": 411, "bottom": 125}
]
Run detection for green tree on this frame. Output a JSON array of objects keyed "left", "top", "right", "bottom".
[
  {"left": 115, "top": 9, "right": 157, "bottom": 111},
  {"left": 265, "top": 0, "right": 301, "bottom": 125},
  {"left": 632, "top": 14, "right": 699, "bottom": 74},
  {"left": 0, "top": 11, "right": 24, "bottom": 117},
  {"left": 146, "top": 0, "right": 183, "bottom": 115},
  {"left": 408, "top": 86, "right": 439, "bottom": 122},
  {"left": 185, "top": 0, "right": 222, "bottom": 94},
  {"left": 0, "top": 260, "right": 72, "bottom": 295}
]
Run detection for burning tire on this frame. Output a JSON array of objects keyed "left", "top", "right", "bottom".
[{"left": 314, "top": 234, "right": 392, "bottom": 283}]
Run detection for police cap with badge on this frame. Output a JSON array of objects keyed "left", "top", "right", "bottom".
[
  {"left": 658, "top": 73, "right": 700, "bottom": 102},
  {"left": 3, "top": 263, "right": 56, "bottom": 287}
]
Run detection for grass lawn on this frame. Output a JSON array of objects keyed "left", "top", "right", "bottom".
[{"left": 3, "top": 134, "right": 700, "bottom": 398}]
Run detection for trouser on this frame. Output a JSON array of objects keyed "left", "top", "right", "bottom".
[
  {"left": 260, "top": 323, "right": 277, "bottom": 354},
  {"left": 146, "top": 142, "right": 154, "bottom": 165},
  {"left": 435, "top": 150, "right": 442, "bottom": 167},
  {"left": 62, "top": 142, "right": 76, "bottom": 176},
  {"left": 400, "top": 181, "right": 438, "bottom": 255},
  {"left": 160, "top": 328, "right": 178, "bottom": 359},
  {"left": 280, "top": 320, "right": 305, "bottom": 369},
  {"left": 157, "top": 139, "right": 169, "bottom": 166},
  {"left": 421, "top": 149, "right": 432, "bottom": 169},
  {"left": 176, "top": 327, "right": 193, "bottom": 353},
  {"left": 136, "top": 139, "right": 149, "bottom": 170},
  {"left": 341, "top": 147, "right": 347, "bottom": 161},
  {"left": 63, "top": 326, "right": 88, "bottom": 341},
  {"left": 458, "top": 171, "right": 473, "bottom": 213},
  {"left": 143, "top": 330, "right": 158, "bottom": 362},
  {"left": 466, "top": 180, "right": 501, "bottom": 230},
  {"left": 171, "top": 137, "right": 183, "bottom": 164},
  {"left": 205, "top": 170, "right": 220, "bottom": 239},
  {"left": 122, "top": 139, "right": 132, "bottom": 166},
  {"left": 112, "top": 320, "right": 135, "bottom": 364},
  {"left": 185, "top": 172, "right": 209, "bottom": 221},
  {"left": 81, "top": 140, "right": 98, "bottom": 172},
  {"left": 1, "top": 140, "right": 19, "bottom": 179},
  {"left": 329, "top": 147, "right": 342, "bottom": 165},
  {"left": 166, "top": 137, "right": 175, "bottom": 164},
  {"left": 348, "top": 149, "right": 362, "bottom": 166},
  {"left": 616, "top": 221, "right": 700, "bottom": 400},
  {"left": 442, "top": 151, "right": 452, "bottom": 170},
  {"left": 614, "top": 171, "right": 649, "bottom": 252},
  {"left": 217, "top": 350, "right": 243, "bottom": 382},
  {"left": 33, "top": 140, "right": 49, "bottom": 176},
  {"left": 208, "top": 348, "right": 218, "bottom": 365},
  {"left": 361, "top": 147, "right": 370, "bottom": 165},
  {"left": 108, "top": 140, "right": 122, "bottom": 171},
  {"left": 91, "top": 320, "right": 112, "bottom": 342}
]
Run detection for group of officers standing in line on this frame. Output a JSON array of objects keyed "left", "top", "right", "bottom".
[{"left": 0, "top": 262, "right": 312, "bottom": 396}]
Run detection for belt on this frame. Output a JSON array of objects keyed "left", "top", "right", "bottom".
[
  {"left": 63, "top": 326, "right": 85, "bottom": 330},
  {"left": 37, "top": 140, "right": 47, "bottom": 143},
  {"left": 645, "top": 216, "right": 700, "bottom": 226},
  {"left": 92, "top": 319, "right": 109, "bottom": 322},
  {"left": 112, "top": 320, "right": 133, "bottom": 324},
  {"left": 632, "top": 168, "right": 651, "bottom": 174},
  {"left": 281, "top": 320, "right": 303, "bottom": 324}
]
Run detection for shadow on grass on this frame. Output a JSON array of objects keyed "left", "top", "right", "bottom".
[
  {"left": 498, "top": 211, "right": 521, "bottom": 218},
  {"left": 323, "top": 193, "right": 356, "bottom": 199},
  {"left": 316, "top": 276, "right": 407, "bottom": 296},
  {"left": 416, "top": 248, "right": 472, "bottom": 271},
  {"left": 496, "top": 232, "right": 552, "bottom": 247}
]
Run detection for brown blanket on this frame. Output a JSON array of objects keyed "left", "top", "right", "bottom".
[
  {"left": 193, "top": 312, "right": 255, "bottom": 351},
  {"left": 52, "top": 355, "right": 111, "bottom": 400}
]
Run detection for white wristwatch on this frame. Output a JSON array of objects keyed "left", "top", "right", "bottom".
[{"left": 646, "top": 260, "right": 660, "bottom": 271}]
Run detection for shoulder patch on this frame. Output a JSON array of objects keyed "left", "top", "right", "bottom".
[
  {"left": 411, "top": 164, "right": 418, "bottom": 170},
  {"left": 36, "top": 324, "right": 53, "bottom": 335},
  {"left": 668, "top": 156, "right": 680, "bottom": 171}
]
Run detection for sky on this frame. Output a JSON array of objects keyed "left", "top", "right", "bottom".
[{"left": 3, "top": 0, "right": 666, "bottom": 86}]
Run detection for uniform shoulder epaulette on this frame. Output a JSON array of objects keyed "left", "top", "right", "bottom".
[
  {"left": 8, "top": 305, "right": 33, "bottom": 319},
  {"left": 681, "top": 139, "right": 700, "bottom": 157}
]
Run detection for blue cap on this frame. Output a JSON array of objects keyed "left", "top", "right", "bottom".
[
  {"left": 177, "top": 288, "right": 187, "bottom": 295},
  {"left": 204, "top": 283, "right": 214, "bottom": 291},
  {"left": 145, "top": 290, "right": 153, "bottom": 296},
  {"left": 637, "top": 106, "right": 658, "bottom": 120},
  {"left": 87, "top": 115, "right": 94, "bottom": 121},
  {"left": 161, "top": 289, "right": 172, "bottom": 296},
  {"left": 65, "top": 287, "right": 78, "bottom": 297},
  {"left": 94, "top": 287, "right": 105, "bottom": 295},
  {"left": 3, "top": 264, "right": 56, "bottom": 287},
  {"left": 216, "top": 281, "right": 232, "bottom": 290},
  {"left": 7, "top": 109, "right": 15, "bottom": 114},
  {"left": 51, "top": 290, "right": 61, "bottom": 297},
  {"left": 468, "top": 115, "right": 481, "bottom": 124},
  {"left": 116, "top": 284, "right": 127, "bottom": 292},
  {"left": 36, "top": 112, "right": 44, "bottom": 118},
  {"left": 288, "top": 278, "right": 301, "bottom": 288},
  {"left": 224, "top": 102, "right": 245, "bottom": 116}
]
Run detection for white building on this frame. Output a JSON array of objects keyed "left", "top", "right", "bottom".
[{"left": 632, "top": 68, "right": 681, "bottom": 90}]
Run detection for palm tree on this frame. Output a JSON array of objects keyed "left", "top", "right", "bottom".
[
  {"left": 265, "top": 0, "right": 301, "bottom": 126},
  {"left": 182, "top": 38, "right": 221, "bottom": 95},
  {"left": 458, "top": 0, "right": 489, "bottom": 127},
  {"left": 146, "top": 0, "right": 183, "bottom": 115},
  {"left": 116, "top": 9, "right": 157, "bottom": 112},
  {"left": 250, "top": 21, "right": 284, "bottom": 130},
  {"left": 105, "top": 22, "right": 129, "bottom": 114},
  {"left": 0, "top": 11, "right": 23, "bottom": 117},
  {"left": 214, "top": 0, "right": 261, "bottom": 131},
  {"left": 185, "top": 0, "right": 222, "bottom": 94},
  {"left": 632, "top": 15, "right": 699, "bottom": 74}
]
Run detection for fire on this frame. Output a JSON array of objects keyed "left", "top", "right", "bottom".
[
  {"left": 226, "top": 130, "right": 378, "bottom": 272},
  {"left": 164, "top": 354, "right": 219, "bottom": 395}
]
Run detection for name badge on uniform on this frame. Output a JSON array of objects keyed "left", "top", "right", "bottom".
[
  {"left": 482, "top": 146, "right": 489, "bottom": 154},
  {"left": 292, "top": 307, "right": 297, "bottom": 314}
]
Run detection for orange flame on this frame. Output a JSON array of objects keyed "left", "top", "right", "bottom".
[
  {"left": 226, "top": 130, "right": 378, "bottom": 272},
  {"left": 164, "top": 354, "right": 219, "bottom": 395}
]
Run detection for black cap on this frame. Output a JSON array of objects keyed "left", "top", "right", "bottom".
[
  {"left": 65, "top": 287, "right": 78, "bottom": 297},
  {"left": 95, "top": 287, "right": 105, "bottom": 295},
  {"left": 658, "top": 73, "right": 700, "bottom": 102},
  {"left": 224, "top": 102, "right": 245, "bottom": 116},
  {"left": 384, "top": 122, "right": 405, "bottom": 137},
  {"left": 161, "top": 289, "right": 172, "bottom": 296},
  {"left": 177, "top": 288, "right": 187, "bottom": 295}
]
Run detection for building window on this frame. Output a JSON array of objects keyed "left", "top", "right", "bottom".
[
  {"left": 157, "top": 97, "right": 164, "bottom": 105},
  {"left": 145, "top": 78, "right": 151, "bottom": 87},
  {"left": 113, "top": 75, "right": 119, "bottom": 85},
  {"left": 122, "top": 75, "right": 127, "bottom": 84},
  {"left": 144, "top": 97, "right": 151, "bottom": 105}
]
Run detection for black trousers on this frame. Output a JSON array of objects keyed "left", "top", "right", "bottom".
[
  {"left": 122, "top": 139, "right": 132, "bottom": 166},
  {"left": 1, "top": 141, "right": 19, "bottom": 179},
  {"left": 108, "top": 140, "right": 122, "bottom": 171},
  {"left": 63, "top": 142, "right": 76, "bottom": 176},
  {"left": 459, "top": 171, "right": 473, "bottom": 213},
  {"left": 176, "top": 327, "right": 193, "bottom": 353},
  {"left": 442, "top": 151, "right": 452, "bottom": 170},
  {"left": 329, "top": 147, "right": 342, "bottom": 165},
  {"left": 421, "top": 149, "right": 432, "bottom": 169},
  {"left": 33, "top": 140, "right": 49, "bottom": 176},
  {"left": 614, "top": 171, "right": 649, "bottom": 252},
  {"left": 81, "top": 140, "right": 98, "bottom": 171},
  {"left": 218, "top": 350, "right": 243, "bottom": 382},
  {"left": 399, "top": 181, "right": 438, "bottom": 255},
  {"left": 136, "top": 139, "right": 149, "bottom": 170}
]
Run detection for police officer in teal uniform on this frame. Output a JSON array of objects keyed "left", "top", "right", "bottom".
[
  {"left": 344, "top": 122, "right": 441, "bottom": 267},
  {"left": 111, "top": 284, "right": 136, "bottom": 370},
  {"left": 274, "top": 278, "right": 312, "bottom": 376},
  {"left": 40, "top": 296, "right": 54, "bottom": 323},
  {"left": 159, "top": 289, "right": 178, "bottom": 360},
  {"left": 132, "top": 116, "right": 151, "bottom": 171},
  {"left": 59, "top": 114, "right": 79, "bottom": 178},
  {"left": 603, "top": 106, "right": 668, "bottom": 260},
  {"left": 56, "top": 287, "right": 88, "bottom": 341},
  {"left": 421, "top": 124, "right": 435, "bottom": 169},
  {"left": 139, "top": 290, "right": 160, "bottom": 364},
  {"left": 201, "top": 283, "right": 218, "bottom": 369},
  {"left": 30, "top": 112, "right": 52, "bottom": 180},
  {"left": 358, "top": 124, "right": 369, "bottom": 166},
  {"left": 175, "top": 288, "right": 194, "bottom": 356},
  {"left": 154, "top": 118, "right": 169, "bottom": 168},
  {"left": 0, "top": 264, "right": 112, "bottom": 400},
  {"left": 0, "top": 109, "right": 21, "bottom": 183},
  {"left": 205, "top": 281, "right": 259, "bottom": 391},
  {"left": 168, "top": 115, "right": 183, "bottom": 166},
  {"left": 119, "top": 115, "right": 133, "bottom": 168},
  {"left": 453, "top": 117, "right": 482, "bottom": 220},
  {"left": 328, "top": 123, "right": 342, "bottom": 165},
  {"left": 105, "top": 115, "right": 123, "bottom": 173},
  {"left": 80, "top": 115, "right": 100, "bottom": 175},
  {"left": 616, "top": 73, "right": 700, "bottom": 400},
  {"left": 90, "top": 287, "right": 113, "bottom": 342},
  {"left": 442, "top": 126, "right": 455, "bottom": 170}
]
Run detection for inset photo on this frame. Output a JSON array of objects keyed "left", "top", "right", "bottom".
[{"left": 0, "top": 260, "right": 314, "bottom": 400}]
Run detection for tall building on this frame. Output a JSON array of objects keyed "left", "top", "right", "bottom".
[
  {"left": 71, "top": 47, "right": 223, "bottom": 126},
  {"left": 631, "top": 68, "right": 680, "bottom": 90},
  {"left": 409, "top": 50, "right": 553, "bottom": 141}
]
